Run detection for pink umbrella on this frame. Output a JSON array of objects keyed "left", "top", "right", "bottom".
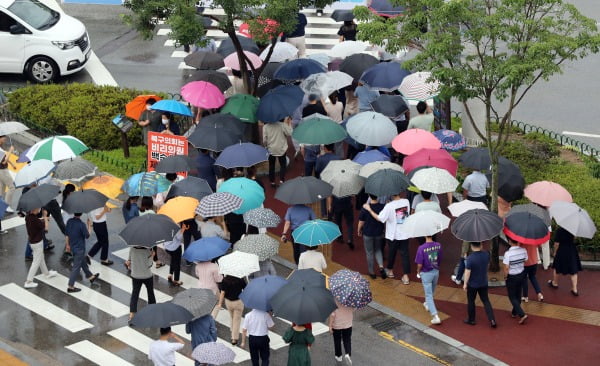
[
  {"left": 181, "top": 81, "right": 225, "bottom": 109},
  {"left": 524, "top": 181, "right": 572, "bottom": 207},
  {"left": 224, "top": 51, "right": 263, "bottom": 71},
  {"left": 392, "top": 128, "right": 441, "bottom": 155},
  {"left": 403, "top": 148, "right": 458, "bottom": 176}
]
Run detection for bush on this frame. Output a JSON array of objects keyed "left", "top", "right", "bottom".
[
  {"left": 84, "top": 146, "right": 148, "bottom": 179},
  {"left": 7, "top": 83, "right": 167, "bottom": 150}
]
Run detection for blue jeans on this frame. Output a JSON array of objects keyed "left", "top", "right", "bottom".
[
  {"left": 304, "top": 160, "right": 316, "bottom": 177},
  {"left": 420, "top": 269, "right": 439, "bottom": 316},
  {"left": 24, "top": 237, "right": 50, "bottom": 258}
]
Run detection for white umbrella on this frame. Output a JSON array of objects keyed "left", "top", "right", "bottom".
[
  {"left": 0, "top": 121, "right": 29, "bottom": 135},
  {"left": 320, "top": 159, "right": 365, "bottom": 197},
  {"left": 359, "top": 161, "right": 404, "bottom": 178},
  {"left": 447, "top": 200, "right": 488, "bottom": 217},
  {"left": 402, "top": 211, "right": 450, "bottom": 238},
  {"left": 260, "top": 42, "right": 298, "bottom": 62},
  {"left": 549, "top": 201, "right": 597, "bottom": 239},
  {"left": 411, "top": 167, "right": 459, "bottom": 194},
  {"left": 308, "top": 53, "right": 330, "bottom": 68},
  {"left": 347, "top": 111, "right": 397, "bottom": 146},
  {"left": 328, "top": 41, "right": 369, "bottom": 59},
  {"left": 218, "top": 251, "right": 260, "bottom": 278},
  {"left": 13, "top": 159, "right": 55, "bottom": 188},
  {"left": 300, "top": 71, "right": 353, "bottom": 97}
]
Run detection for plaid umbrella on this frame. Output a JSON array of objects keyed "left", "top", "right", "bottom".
[
  {"left": 239, "top": 275, "right": 288, "bottom": 311},
  {"left": 503, "top": 212, "right": 550, "bottom": 246},
  {"left": 54, "top": 157, "right": 97, "bottom": 182},
  {"left": 292, "top": 219, "right": 341, "bottom": 246},
  {"left": 410, "top": 167, "right": 459, "bottom": 194},
  {"left": 172, "top": 288, "right": 218, "bottom": 319},
  {"left": 364, "top": 169, "right": 410, "bottom": 197},
  {"left": 196, "top": 192, "right": 243, "bottom": 217},
  {"left": 234, "top": 234, "right": 279, "bottom": 261},
  {"left": 329, "top": 269, "right": 372, "bottom": 309},
  {"left": 359, "top": 161, "right": 404, "bottom": 178},
  {"left": 451, "top": 209, "right": 503, "bottom": 242},
  {"left": 218, "top": 251, "right": 260, "bottom": 278},
  {"left": 192, "top": 342, "right": 235, "bottom": 365},
  {"left": 320, "top": 159, "right": 365, "bottom": 198},
  {"left": 243, "top": 207, "right": 281, "bottom": 228}
]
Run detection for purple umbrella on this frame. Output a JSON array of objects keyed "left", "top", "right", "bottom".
[{"left": 352, "top": 149, "right": 390, "bottom": 165}]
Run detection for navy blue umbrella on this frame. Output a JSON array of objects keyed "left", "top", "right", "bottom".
[
  {"left": 214, "top": 142, "right": 269, "bottom": 168},
  {"left": 368, "top": 0, "right": 406, "bottom": 18},
  {"left": 273, "top": 59, "right": 326, "bottom": 81},
  {"left": 360, "top": 62, "right": 411, "bottom": 92},
  {"left": 256, "top": 85, "right": 304, "bottom": 123},
  {"left": 239, "top": 275, "right": 288, "bottom": 311}
]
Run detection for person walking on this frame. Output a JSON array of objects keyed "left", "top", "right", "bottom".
[
  {"left": 283, "top": 12, "right": 308, "bottom": 57},
  {"left": 0, "top": 135, "right": 16, "bottom": 212},
  {"left": 66, "top": 213, "right": 99, "bottom": 293},
  {"left": 60, "top": 184, "right": 76, "bottom": 258},
  {"left": 415, "top": 235, "right": 442, "bottom": 325},
  {"left": 148, "top": 327, "right": 185, "bottom": 366},
  {"left": 126, "top": 245, "right": 157, "bottom": 321},
  {"left": 138, "top": 98, "right": 162, "bottom": 145},
  {"left": 263, "top": 117, "right": 293, "bottom": 187},
  {"left": 136, "top": 196, "right": 165, "bottom": 270},
  {"left": 283, "top": 324, "right": 315, "bottom": 366},
  {"left": 298, "top": 246, "right": 327, "bottom": 272},
  {"left": 548, "top": 226, "right": 582, "bottom": 296},
  {"left": 218, "top": 275, "right": 247, "bottom": 345},
  {"left": 328, "top": 300, "right": 354, "bottom": 365},
  {"left": 122, "top": 196, "right": 140, "bottom": 224},
  {"left": 503, "top": 239, "right": 528, "bottom": 324},
  {"left": 337, "top": 20, "right": 358, "bottom": 42},
  {"left": 328, "top": 196, "right": 354, "bottom": 249},
  {"left": 363, "top": 193, "right": 411, "bottom": 284},
  {"left": 196, "top": 259, "right": 223, "bottom": 318},
  {"left": 358, "top": 194, "right": 386, "bottom": 279},
  {"left": 24, "top": 207, "right": 56, "bottom": 288},
  {"left": 186, "top": 314, "right": 217, "bottom": 366},
  {"left": 281, "top": 204, "right": 316, "bottom": 264},
  {"left": 462, "top": 242, "right": 496, "bottom": 327},
  {"left": 406, "top": 101, "right": 434, "bottom": 131},
  {"left": 522, "top": 244, "right": 544, "bottom": 302},
  {"left": 199, "top": 216, "right": 229, "bottom": 239},
  {"left": 462, "top": 169, "right": 489, "bottom": 205},
  {"left": 165, "top": 222, "right": 187, "bottom": 286},
  {"left": 241, "top": 308, "right": 275, "bottom": 366},
  {"left": 87, "top": 205, "right": 113, "bottom": 265},
  {"left": 195, "top": 149, "right": 218, "bottom": 192}
]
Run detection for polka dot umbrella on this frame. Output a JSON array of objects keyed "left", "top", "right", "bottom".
[{"left": 329, "top": 269, "right": 373, "bottom": 309}]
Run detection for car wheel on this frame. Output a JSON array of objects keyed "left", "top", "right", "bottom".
[{"left": 26, "top": 56, "right": 58, "bottom": 83}]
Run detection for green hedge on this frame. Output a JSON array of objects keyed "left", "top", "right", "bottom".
[
  {"left": 85, "top": 146, "right": 148, "bottom": 179},
  {"left": 7, "top": 83, "right": 167, "bottom": 150}
]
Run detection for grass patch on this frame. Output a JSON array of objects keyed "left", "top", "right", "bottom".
[{"left": 84, "top": 146, "right": 147, "bottom": 179}]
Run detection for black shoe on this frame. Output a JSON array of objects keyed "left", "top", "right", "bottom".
[
  {"left": 0, "top": 230, "right": 8, "bottom": 234},
  {"left": 463, "top": 319, "right": 476, "bottom": 325},
  {"left": 44, "top": 244, "right": 55, "bottom": 251},
  {"left": 490, "top": 320, "right": 497, "bottom": 328},
  {"left": 88, "top": 273, "right": 100, "bottom": 284},
  {"left": 379, "top": 268, "right": 387, "bottom": 280},
  {"left": 571, "top": 290, "right": 579, "bottom": 296},
  {"left": 185, "top": 260, "right": 193, "bottom": 266},
  {"left": 67, "top": 287, "right": 81, "bottom": 293},
  {"left": 369, "top": 273, "right": 376, "bottom": 279},
  {"left": 101, "top": 260, "right": 114, "bottom": 266},
  {"left": 46, "top": 239, "right": 53, "bottom": 245},
  {"left": 86, "top": 255, "right": 91, "bottom": 265},
  {"left": 25, "top": 256, "right": 33, "bottom": 261},
  {"left": 347, "top": 241, "right": 355, "bottom": 250}
]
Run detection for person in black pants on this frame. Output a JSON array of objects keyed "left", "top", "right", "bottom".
[
  {"left": 127, "top": 246, "right": 157, "bottom": 321},
  {"left": 87, "top": 205, "right": 113, "bottom": 265},
  {"left": 328, "top": 196, "right": 354, "bottom": 249},
  {"left": 462, "top": 242, "right": 496, "bottom": 327},
  {"left": 241, "top": 308, "right": 275, "bottom": 366},
  {"left": 182, "top": 218, "right": 200, "bottom": 265},
  {"left": 225, "top": 212, "right": 245, "bottom": 245},
  {"left": 166, "top": 223, "right": 187, "bottom": 286}
]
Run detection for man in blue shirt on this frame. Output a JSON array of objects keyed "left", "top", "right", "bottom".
[
  {"left": 66, "top": 213, "right": 99, "bottom": 293},
  {"left": 281, "top": 204, "right": 316, "bottom": 264},
  {"left": 463, "top": 242, "right": 496, "bottom": 327}
]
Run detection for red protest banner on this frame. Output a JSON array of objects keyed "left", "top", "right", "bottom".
[{"left": 147, "top": 132, "right": 188, "bottom": 178}]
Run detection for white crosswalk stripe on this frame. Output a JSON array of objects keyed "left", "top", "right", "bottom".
[
  {"left": 0, "top": 283, "right": 93, "bottom": 332},
  {"left": 66, "top": 340, "right": 135, "bottom": 366}
]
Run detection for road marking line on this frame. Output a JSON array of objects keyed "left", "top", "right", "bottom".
[
  {"left": 85, "top": 51, "right": 119, "bottom": 86},
  {"left": 66, "top": 340, "right": 134, "bottom": 366},
  {"left": 156, "top": 28, "right": 171, "bottom": 36},
  {"left": 35, "top": 272, "right": 130, "bottom": 317},
  {"left": 2, "top": 215, "right": 25, "bottom": 230},
  {"left": 164, "top": 39, "right": 176, "bottom": 47},
  {"left": 171, "top": 324, "right": 250, "bottom": 363},
  {"left": 109, "top": 326, "right": 194, "bottom": 366},
  {"left": 0, "top": 283, "right": 93, "bottom": 333},
  {"left": 562, "top": 131, "right": 600, "bottom": 138},
  {"left": 178, "top": 62, "right": 196, "bottom": 70},
  {"left": 379, "top": 331, "right": 452, "bottom": 366},
  {"left": 171, "top": 50, "right": 190, "bottom": 58}
]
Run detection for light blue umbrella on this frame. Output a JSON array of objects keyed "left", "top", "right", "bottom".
[
  {"left": 123, "top": 172, "right": 172, "bottom": 196},
  {"left": 217, "top": 177, "right": 265, "bottom": 214},
  {"left": 150, "top": 99, "right": 193, "bottom": 117},
  {"left": 292, "top": 219, "right": 341, "bottom": 246},
  {"left": 352, "top": 149, "right": 390, "bottom": 165},
  {"left": 239, "top": 275, "right": 288, "bottom": 311},
  {"left": 183, "top": 237, "right": 231, "bottom": 262}
]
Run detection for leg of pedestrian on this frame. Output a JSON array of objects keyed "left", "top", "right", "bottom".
[
  {"left": 363, "top": 235, "right": 375, "bottom": 277},
  {"left": 466, "top": 286, "right": 477, "bottom": 323},
  {"left": 25, "top": 241, "right": 45, "bottom": 288},
  {"left": 398, "top": 239, "right": 411, "bottom": 284},
  {"left": 342, "top": 327, "right": 352, "bottom": 361},
  {"left": 268, "top": 155, "right": 276, "bottom": 186},
  {"left": 477, "top": 287, "right": 496, "bottom": 327},
  {"left": 129, "top": 277, "right": 143, "bottom": 319},
  {"left": 278, "top": 155, "right": 287, "bottom": 183},
  {"left": 386, "top": 240, "right": 399, "bottom": 278},
  {"left": 143, "top": 277, "right": 156, "bottom": 305},
  {"left": 332, "top": 328, "right": 343, "bottom": 361},
  {"left": 420, "top": 270, "right": 440, "bottom": 324}
]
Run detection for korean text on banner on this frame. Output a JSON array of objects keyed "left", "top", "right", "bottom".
[{"left": 147, "top": 131, "right": 188, "bottom": 178}]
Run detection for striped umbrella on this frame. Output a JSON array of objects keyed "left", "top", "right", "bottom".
[
  {"left": 25, "top": 135, "right": 88, "bottom": 162},
  {"left": 398, "top": 72, "right": 440, "bottom": 101},
  {"left": 196, "top": 192, "right": 243, "bottom": 217}
]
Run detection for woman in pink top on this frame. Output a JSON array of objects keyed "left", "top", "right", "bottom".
[
  {"left": 522, "top": 245, "right": 543, "bottom": 302},
  {"left": 328, "top": 300, "right": 355, "bottom": 364},
  {"left": 195, "top": 261, "right": 223, "bottom": 317}
]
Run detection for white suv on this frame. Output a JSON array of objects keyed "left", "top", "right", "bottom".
[{"left": 0, "top": 0, "right": 91, "bottom": 83}]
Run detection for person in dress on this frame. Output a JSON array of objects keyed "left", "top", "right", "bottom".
[
  {"left": 328, "top": 300, "right": 355, "bottom": 364},
  {"left": 548, "top": 226, "right": 582, "bottom": 296},
  {"left": 415, "top": 235, "right": 442, "bottom": 325},
  {"left": 218, "top": 275, "right": 247, "bottom": 345},
  {"left": 283, "top": 324, "right": 315, "bottom": 366},
  {"left": 298, "top": 246, "right": 327, "bottom": 272},
  {"left": 126, "top": 245, "right": 157, "bottom": 321},
  {"left": 148, "top": 327, "right": 185, "bottom": 366}
]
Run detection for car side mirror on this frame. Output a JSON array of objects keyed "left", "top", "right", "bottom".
[{"left": 9, "top": 24, "right": 29, "bottom": 35}]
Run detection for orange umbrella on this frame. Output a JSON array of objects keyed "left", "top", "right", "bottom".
[
  {"left": 158, "top": 196, "right": 199, "bottom": 224},
  {"left": 82, "top": 175, "right": 124, "bottom": 200},
  {"left": 125, "top": 94, "right": 162, "bottom": 120}
]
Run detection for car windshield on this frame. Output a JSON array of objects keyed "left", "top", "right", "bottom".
[{"left": 8, "top": 0, "right": 60, "bottom": 30}]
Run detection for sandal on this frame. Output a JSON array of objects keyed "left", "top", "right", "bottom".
[
  {"left": 167, "top": 276, "right": 173, "bottom": 284},
  {"left": 155, "top": 262, "right": 165, "bottom": 269},
  {"left": 173, "top": 280, "right": 183, "bottom": 287},
  {"left": 401, "top": 277, "right": 410, "bottom": 285},
  {"left": 547, "top": 280, "right": 558, "bottom": 289}
]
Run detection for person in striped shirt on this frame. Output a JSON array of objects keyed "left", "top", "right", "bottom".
[{"left": 503, "top": 239, "right": 529, "bottom": 324}]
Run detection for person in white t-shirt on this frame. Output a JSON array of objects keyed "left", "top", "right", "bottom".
[
  {"left": 148, "top": 327, "right": 185, "bottom": 366},
  {"left": 363, "top": 193, "right": 411, "bottom": 284},
  {"left": 298, "top": 246, "right": 327, "bottom": 272}
]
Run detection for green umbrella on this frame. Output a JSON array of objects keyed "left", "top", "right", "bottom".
[
  {"left": 221, "top": 94, "right": 260, "bottom": 123},
  {"left": 25, "top": 135, "right": 88, "bottom": 162},
  {"left": 217, "top": 177, "right": 265, "bottom": 214},
  {"left": 292, "top": 117, "right": 348, "bottom": 145}
]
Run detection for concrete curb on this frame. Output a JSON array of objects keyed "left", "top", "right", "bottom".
[{"left": 270, "top": 255, "right": 509, "bottom": 366}]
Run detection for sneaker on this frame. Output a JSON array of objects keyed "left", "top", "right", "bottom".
[
  {"left": 344, "top": 354, "right": 352, "bottom": 365},
  {"left": 335, "top": 356, "right": 343, "bottom": 362},
  {"left": 451, "top": 275, "right": 461, "bottom": 285},
  {"left": 431, "top": 315, "right": 441, "bottom": 325},
  {"left": 423, "top": 302, "right": 429, "bottom": 312},
  {"left": 5, "top": 207, "right": 14, "bottom": 213},
  {"left": 385, "top": 269, "right": 394, "bottom": 278},
  {"left": 24, "top": 281, "right": 38, "bottom": 289},
  {"left": 0, "top": 230, "right": 8, "bottom": 234},
  {"left": 454, "top": 279, "right": 462, "bottom": 285},
  {"left": 46, "top": 270, "right": 57, "bottom": 279},
  {"left": 521, "top": 297, "right": 529, "bottom": 303},
  {"left": 379, "top": 268, "right": 387, "bottom": 279}
]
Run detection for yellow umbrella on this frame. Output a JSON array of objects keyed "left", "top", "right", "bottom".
[
  {"left": 157, "top": 196, "right": 199, "bottom": 224},
  {"left": 82, "top": 175, "right": 125, "bottom": 209}
]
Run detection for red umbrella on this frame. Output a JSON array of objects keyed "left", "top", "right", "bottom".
[
  {"left": 523, "top": 181, "right": 572, "bottom": 207},
  {"left": 392, "top": 128, "right": 441, "bottom": 155},
  {"left": 125, "top": 94, "right": 162, "bottom": 120},
  {"left": 403, "top": 148, "right": 457, "bottom": 176}
]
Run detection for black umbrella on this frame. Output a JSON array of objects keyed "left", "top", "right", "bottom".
[
  {"left": 216, "top": 36, "right": 260, "bottom": 57},
  {"left": 130, "top": 303, "right": 194, "bottom": 328},
  {"left": 172, "top": 288, "right": 218, "bottom": 319},
  {"left": 503, "top": 212, "right": 550, "bottom": 246},
  {"left": 271, "top": 282, "right": 337, "bottom": 324},
  {"left": 17, "top": 184, "right": 60, "bottom": 212},
  {"left": 155, "top": 155, "right": 193, "bottom": 173},
  {"left": 458, "top": 147, "right": 501, "bottom": 170},
  {"left": 339, "top": 53, "right": 379, "bottom": 80},
  {"left": 288, "top": 268, "right": 326, "bottom": 288},
  {"left": 451, "top": 209, "right": 503, "bottom": 242},
  {"left": 188, "top": 122, "right": 244, "bottom": 152},
  {"left": 487, "top": 157, "right": 525, "bottom": 202},
  {"left": 184, "top": 51, "right": 225, "bottom": 70},
  {"left": 364, "top": 169, "right": 410, "bottom": 197},
  {"left": 62, "top": 190, "right": 108, "bottom": 214},
  {"left": 119, "top": 214, "right": 180, "bottom": 248},
  {"left": 331, "top": 9, "right": 355, "bottom": 22},
  {"left": 274, "top": 177, "right": 333, "bottom": 205},
  {"left": 507, "top": 203, "right": 551, "bottom": 226},
  {"left": 200, "top": 113, "right": 246, "bottom": 136},
  {"left": 370, "top": 94, "right": 409, "bottom": 119},
  {"left": 187, "top": 70, "right": 232, "bottom": 92},
  {"left": 166, "top": 176, "right": 213, "bottom": 201}
]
